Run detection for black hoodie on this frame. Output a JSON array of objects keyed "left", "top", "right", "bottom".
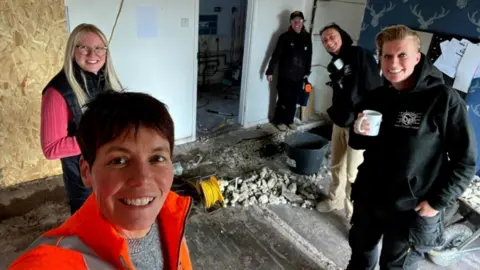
[
  {"left": 324, "top": 25, "right": 383, "bottom": 127},
  {"left": 350, "top": 54, "right": 477, "bottom": 211},
  {"left": 265, "top": 26, "right": 312, "bottom": 81}
]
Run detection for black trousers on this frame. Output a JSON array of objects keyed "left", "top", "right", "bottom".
[
  {"left": 274, "top": 78, "right": 303, "bottom": 125},
  {"left": 61, "top": 155, "right": 92, "bottom": 214},
  {"left": 347, "top": 201, "right": 445, "bottom": 270}
]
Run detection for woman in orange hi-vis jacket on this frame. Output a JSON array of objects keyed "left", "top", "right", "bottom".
[{"left": 9, "top": 91, "right": 193, "bottom": 270}]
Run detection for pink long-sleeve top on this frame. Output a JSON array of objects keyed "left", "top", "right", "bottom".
[{"left": 40, "top": 87, "right": 81, "bottom": 160}]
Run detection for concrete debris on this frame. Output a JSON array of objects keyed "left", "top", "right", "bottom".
[
  {"left": 460, "top": 175, "right": 480, "bottom": 212},
  {"left": 219, "top": 166, "right": 327, "bottom": 210}
]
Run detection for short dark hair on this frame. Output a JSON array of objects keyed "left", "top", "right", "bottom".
[
  {"left": 76, "top": 90, "right": 175, "bottom": 166},
  {"left": 319, "top": 22, "right": 339, "bottom": 36}
]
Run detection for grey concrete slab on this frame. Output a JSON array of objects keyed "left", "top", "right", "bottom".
[
  {"left": 267, "top": 204, "right": 480, "bottom": 270},
  {"left": 268, "top": 205, "right": 351, "bottom": 268},
  {"left": 185, "top": 206, "right": 327, "bottom": 270}
]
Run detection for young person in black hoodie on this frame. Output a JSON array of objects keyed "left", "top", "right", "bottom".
[
  {"left": 266, "top": 11, "right": 312, "bottom": 131},
  {"left": 347, "top": 25, "right": 477, "bottom": 269},
  {"left": 316, "top": 23, "right": 382, "bottom": 218}
]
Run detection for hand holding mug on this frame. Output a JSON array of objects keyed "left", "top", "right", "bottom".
[
  {"left": 354, "top": 113, "right": 370, "bottom": 135},
  {"left": 354, "top": 110, "right": 382, "bottom": 136}
]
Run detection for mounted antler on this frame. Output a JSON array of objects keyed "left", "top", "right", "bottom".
[
  {"left": 361, "top": 22, "right": 369, "bottom": 31},
  {"left": 468, "top": 11, "right": 480, "bottom": 32},
  {"left": 367, "top": 2, "right": 396, "bottom": 27},
  {"left": 411, "top": 5, "right": 450, "bottom": 30}
]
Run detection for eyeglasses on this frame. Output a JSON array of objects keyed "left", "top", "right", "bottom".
[{"left": 75, "top": 45, "right": 108, "bottom": 56}]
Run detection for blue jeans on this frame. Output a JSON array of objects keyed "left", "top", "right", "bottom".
[{"left": 60, "top": 155, "right": 92, "bottom": 214}]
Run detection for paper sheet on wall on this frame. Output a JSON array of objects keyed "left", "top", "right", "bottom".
[
  {"left": 136, "top": 6, "right": 158, "bottom": 38},
  {"left": 453, "top": 43, "right": 480, "bottom": 93},
  {"left": 433, "top": 38, "right": 468, "bottom": 78}
]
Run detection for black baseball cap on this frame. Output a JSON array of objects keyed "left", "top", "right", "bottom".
[{"left": 290, "top": 11, "right": 305, "bottom": 20}]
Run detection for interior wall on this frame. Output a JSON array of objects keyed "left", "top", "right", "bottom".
[
  {"left": 0, "top": 0, "right": 67, "bottom": 187},
  {"left": 199, "top": 0, "right": 247, "bottom": 52},
  {"left": 198, "top": 0, "right": 247, "bottom": 85},
  {"left": 65, "top": 0, "right": 197, "bottom": 143}
]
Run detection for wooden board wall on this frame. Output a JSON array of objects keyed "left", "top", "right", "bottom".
[{"left": 0, "top": 0, "right": 67, "bottom": 187}]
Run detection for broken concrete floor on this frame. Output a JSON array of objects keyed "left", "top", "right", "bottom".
[{"left": 1, "top": 123, "right": 480, "bottom": 269}]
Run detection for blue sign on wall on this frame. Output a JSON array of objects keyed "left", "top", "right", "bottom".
[{"left": 358, "top": 0, "right": 480, "bottom": 51}]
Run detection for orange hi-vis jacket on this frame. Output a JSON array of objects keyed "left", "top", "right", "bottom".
[{"left": 8, "top": 191, "right": 193, "bottom": 270}]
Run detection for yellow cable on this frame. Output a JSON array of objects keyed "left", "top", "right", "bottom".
[{"left": 198, "top": 176, "right": 225, "bottom": 209}]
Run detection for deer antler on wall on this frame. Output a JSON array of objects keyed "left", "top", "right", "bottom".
[
  {"left": 410, "top": 5, "right": 450, "bottom": 30},
  {"left": 468, "top": 11, "right": 480, "bottom": 33},
  {"left": 366, "top": 2, "right": 396, "bottom": 28},
  {"left": 361, "top": 22, "right": 369, "bottom": 31},
  {"left": 457, "top": 0, "right": 469, "bottom": 10}
]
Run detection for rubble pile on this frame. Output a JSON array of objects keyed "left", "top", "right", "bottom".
[
  {"left": 460, "top": 175, "right": 480, "bottom": 212},
  {"left": 219, "top": 167, "right": 329, "bottom": 210}
]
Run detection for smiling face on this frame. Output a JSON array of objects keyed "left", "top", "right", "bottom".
[
  {"left": 380, "top": 37, "right": 421, "bottom": 90},
  {"left": 74, "top": 32, "right": 107, "bottom": 74},
  {"left": 80, "top": 125, "right": 173, "bottom": 238},
  {"left": 321, "top": 28, "right": 342, "bottom": 55},
  {"left": 290, "top": 17, "right": 304, "bottom": 33}
]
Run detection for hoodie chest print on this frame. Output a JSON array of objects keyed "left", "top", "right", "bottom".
[
  {"left": 394, "top": 111, "right": 423, "bottom": 129},
  {"left": 343, "top": 64, "right": 352, "bottom": 76}
]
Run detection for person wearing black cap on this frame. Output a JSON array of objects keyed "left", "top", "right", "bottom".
[
  {"left": 265, "top": 11, "right": 312, "bottom": 131},
  {"left": 315, "top": 23, "right": 383, "bottom": 219}
]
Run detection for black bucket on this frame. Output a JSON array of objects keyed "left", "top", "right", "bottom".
[{"left": 285, "top": 132, "right": 329, "bottom": 175}]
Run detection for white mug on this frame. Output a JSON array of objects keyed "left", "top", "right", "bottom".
[{"left": 356, "top": 110, "right": 382, "bottom": 136}]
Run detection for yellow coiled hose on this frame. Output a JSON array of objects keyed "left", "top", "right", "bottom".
[{"left": 187, "top": 175, "right": 224, "bottom": 210}]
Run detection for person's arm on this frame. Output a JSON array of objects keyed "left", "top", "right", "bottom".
[
  {"left": 40, "top": 88, "right": 81, "bottom": 160},
  {"left": 265, "top": 35, "right": 284, "bottom": 76},
  {"left": 428, "top": 100, "right": 477, "bottom": 210},
  {"left": 8, "top": 245, "right": 86, "bottom": 269}
]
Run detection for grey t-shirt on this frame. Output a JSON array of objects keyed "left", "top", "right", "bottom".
[{"left": 127, "top": 221, "right": 164, "bottom": 269}]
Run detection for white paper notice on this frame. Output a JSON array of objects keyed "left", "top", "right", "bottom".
[
  {"left": 433, "top": 38, "right": 468, "bottom": 78},
  {"left": 136, "top": 6, "right": 158, "bottom": 38},
  {"left": 453, "top": 43, "right": 480, "bottom": 93}
]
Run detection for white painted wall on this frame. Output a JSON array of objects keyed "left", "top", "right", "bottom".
[
  {"left": 65, "top": 0, "right": 197, "bottom": 143},
  {"left": 308, "top": 0, "right": 367, "bottom": 115},
  {"left": 240, "top": 0, "right": 310, "bottom": 127}
]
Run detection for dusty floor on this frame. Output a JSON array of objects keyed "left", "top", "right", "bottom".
[
  {"left": 196, "top": 84, "right": 241, "bottom": 138},
  {"left": 1, "top": 123, "right": 480, "bottom": 269}
]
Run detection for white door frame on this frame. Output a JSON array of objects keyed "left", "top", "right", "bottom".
[
  {"left": 191, "top": 0, "right": 256, "bottom": 141},
  {"left": 190, "top": 0, "right": 200, "bottom": 143},
  {"left": 238, "top": 0, "right": 255, "bottom": 126}
]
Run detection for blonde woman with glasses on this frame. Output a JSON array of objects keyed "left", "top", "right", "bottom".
[{"left": 40, "top": 23, "right": 123, "bottom": 214}]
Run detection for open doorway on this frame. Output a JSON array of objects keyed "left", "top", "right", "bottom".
[{"left": 196, "top": 0, "right": 248, "bottom": 137}]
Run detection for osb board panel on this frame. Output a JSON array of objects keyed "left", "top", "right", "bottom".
[{"left": 0, "top": 0, "right": 68, "bottom": 187}]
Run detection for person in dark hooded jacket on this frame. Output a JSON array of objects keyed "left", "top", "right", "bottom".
[
  {"left": 316, "top": 23, "right": 383, "bottom": 218},
  {"left": 347, "top": 25, "right": 477, "bottom": 269},
  {"left": 266, "top": 11, "right": 312, "bottom": 131}
]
